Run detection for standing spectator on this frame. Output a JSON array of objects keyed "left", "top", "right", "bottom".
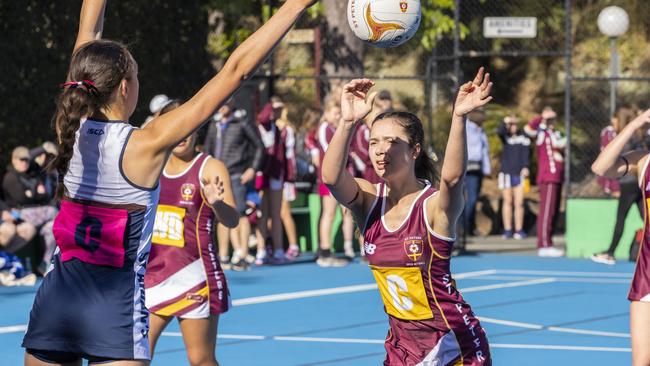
[
  {"left": 276, "top": 106, "right": 301, "bottom": 259},
  {"left": 2, "top": 146, "right": 56, "bottom": 275},
  {"left": 310, "top": 101, "right": 351, "bottom": 267},
  {"left": 204, "top": 99, "right": 266, "bottom": 270},
  {"left": 597, "top": 107, "right": 631, "bottom": 196},
  {"left": 255, "top": 97, "right": 290, "bottom": 264},
  {"left": 592, "top": 105, "right": 643, "bottom": 265},
  {"left": 497, "top": 114, "right": 531, "bottom": 239},
  {"left": 463, "top": 107, "right": 491, "bottom": 236},
  {"left": 525, "top": 106, "right": 566, "bottom": 257}
]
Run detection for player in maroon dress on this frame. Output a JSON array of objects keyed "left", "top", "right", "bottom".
[
  {"left": 592, "top": 108, "right": 650, "bottom": 366},
  {"left": 145, "top": 101, "right": 239, "bottom": 365},
  {"left": 322, "top": 69, "right": 493, "bottom": 365}
]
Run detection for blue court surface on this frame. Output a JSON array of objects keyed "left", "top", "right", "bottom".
[{"left": 0, "top": 253, "right": 635, "bottom": 365}]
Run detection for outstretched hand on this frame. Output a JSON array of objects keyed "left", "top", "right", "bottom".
[
  {"left": 341, "top": 79, "right": 377, "bottom": 123},
  {"left": 453, "top": 67, "right": 493, "bottom": 117},
  {"left": 202, "top": 176, "right": 226, "bottom": 205}
]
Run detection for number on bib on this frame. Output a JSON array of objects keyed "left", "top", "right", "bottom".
[
  {"left": 152, "top": 205, "right": 186, "bottom": 247},
  {"left": 74, "top": 216, "right": 103, "bottom": 252},
  {"left": 370, "top": 266, "right": 433, "bottom": 320}
]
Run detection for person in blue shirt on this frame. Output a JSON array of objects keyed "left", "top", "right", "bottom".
[{"left": 463, "top": 107, "right": 491, "bottom": 237}]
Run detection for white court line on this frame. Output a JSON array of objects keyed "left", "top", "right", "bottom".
[
  {"left": 479, "top": 316, "right": 629, "bottom": 338},
  {"left": 490, "top": 343, "right": 630, "bottom": 352},
  {"left": 232, "top": 284, "right": 378, "bottom": 306},
  {"left": 0, "top": 325, "right": 26, "bottom": 334},
  {"left": 547, "top": 327, "right": 629, "bottom": 338},
  {"left": 201, "top": 334, "right": 630, "bottom": 352},
  {"left": 478, "top": 316, "right": 543, "bottom": 330},
  {"left": 461, "top": 278, "right": 556, "bottom": 293},
  {"left": 274, "top": 336, "right": 385, "bottom": 344},
  {"left": 497, "top": 270, "right": 632, "bottom": 278},
  {"left": 232, "top": 269, "right": 497, "bottom": 307},
  {"left": 477, "top": 275, "right": 630, "bottom": 284},
  {"left": 163, "top": 332, "right": 266, "bottom": 340}
]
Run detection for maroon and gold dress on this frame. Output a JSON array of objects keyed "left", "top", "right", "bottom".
[
  {"left": 145, "top": 153, "right": 229, "bottom": 318},
  {"left": 363, "top": 182, "right": 491, "bottom": 365}
]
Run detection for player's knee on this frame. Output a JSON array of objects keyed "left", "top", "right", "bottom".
[{"left": 187, "top": 348, "right": 217, "bottom": 366}]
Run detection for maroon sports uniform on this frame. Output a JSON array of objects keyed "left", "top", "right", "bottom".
[
  {"left": 145, "top": 153, "right": 229, "bottom": 318},
  {"left": 363, "top": 182, "right": 491, "bottom": 365},
  {"left": 629, "top": 155, "right": 650, "bottom": 302}
]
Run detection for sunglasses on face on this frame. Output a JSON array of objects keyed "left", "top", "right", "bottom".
[{"left": 17, "top": 157, "right": 29, "bottom": 162}]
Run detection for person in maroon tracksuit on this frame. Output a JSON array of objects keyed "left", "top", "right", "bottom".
[
  {"left": 323, "top": 70, "right": 493, "bottom": 365},
  {"left": 525, "top": 107, "right": 566, "bottom": 257},
  {"left": 592, "top": 107, "right": 650, "bottom": 366}
]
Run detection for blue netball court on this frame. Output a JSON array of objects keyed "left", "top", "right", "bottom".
[{"left": 0, "top": 253, "right": 633, "bottom": 365}]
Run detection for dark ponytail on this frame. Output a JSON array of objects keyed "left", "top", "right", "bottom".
[
  {"left": 51, "top": 40, "right": 135, "bottom": 199},
  {"left": 372, "top": 111, "right": 439, "bottom": 185}
]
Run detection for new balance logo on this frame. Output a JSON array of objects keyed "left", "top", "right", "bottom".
[
  {"left": 364, "top": 242, "right": 377, "bottom": 255},
  {"left": 87, "top": 128, "right": 105, "bottom": 136}
]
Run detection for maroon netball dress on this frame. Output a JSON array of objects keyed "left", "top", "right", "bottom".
[
  {"left": 145, "top": 153, "right": 229, "bottom": 318},
  {"left": 363, "top": 182, "right": 491, "bottom": 366},
  {"left": 629, "top": 155, "right": 650, "bottom": 302}
]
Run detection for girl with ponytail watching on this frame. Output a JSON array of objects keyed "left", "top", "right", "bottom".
[
  {"left": 21, "top": 0, "right": 317, "bottom": 364},
  {"left": 322, "top": 69, "right": 493, "bottom": 365}
]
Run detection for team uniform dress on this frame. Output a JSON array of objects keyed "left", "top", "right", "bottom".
[
  {"left": 145, "top": 153, "right": 230, "bottom": 318},
  {"left": 22, "top": 119, "right": 159, "bottom": 362},
  {"left": 629, "top": 155, "right": 650, "bottom": 302},
  {"left": 314, "top": 121, "right": 355, "bottom": 196},
  {"left": 363, "top": 182, "right": 491, "bottom": 366}
]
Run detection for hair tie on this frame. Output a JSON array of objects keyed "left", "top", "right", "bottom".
[{"left": 60, "top": 80, "right": 97, "bottom": 92}]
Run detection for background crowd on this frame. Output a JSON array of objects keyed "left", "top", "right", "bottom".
[{"left": 3, "top": 89, "right": 643, "bottom": 284}]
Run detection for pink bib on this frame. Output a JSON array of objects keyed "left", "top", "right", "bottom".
[{"left": 53, "top": 200, "right": 128, "bottom": 268}]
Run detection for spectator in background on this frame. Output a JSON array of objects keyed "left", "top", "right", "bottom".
[
  {"left": 310, "top": 101, "right": 351, "bottom": 267},
  {"left": 497, "top": 114, "right": 531, "bottom": 239},
  {"left": 144, "top": 94, "right": 171, "bottom": 125},
  {"left": 597, "top": 109, "right": 627, "bottom": 197},
  {"left": 275, "top": 106, "right": 300, "bottom": 259},
  {"left": 0, "top": 198, "right": 34, "bottom": 254},
  {"left": 204, "top": 99, "right": 265, "bottom": 270},
  {"left": 525, "top": 107, "right": 566, "bottom": 257},
  {"left": 463, "top": 107, "right": 491, "bottom": 237},
  {"left": 255, "top": 97, "right": 291, "bottom": 264},
  {"left": 2, "top": 146, "right": 57, "bottom": 275},
  {"left": 592, "top": 105, "right": 643, "bottom": 265}
]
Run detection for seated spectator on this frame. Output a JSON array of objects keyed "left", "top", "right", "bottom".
[{"left": 2, "top": 146, "right": 58, "bottom": 275}]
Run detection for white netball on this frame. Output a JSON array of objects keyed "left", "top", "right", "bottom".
[{"left": 347, "top": 0, "right": 422, "bottom": 48}]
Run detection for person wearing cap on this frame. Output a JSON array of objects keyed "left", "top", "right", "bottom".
[
  {"left": 2, "top": 146, "right": 57, "bottom": 275},
  {"left": 462, "top": 107, "right": 491, "bottom": 239},
  {"left": 143, "top": 94, "right": 171, "bottom": 125},
  {"left": 525, "top": 106, "right": 566, "bottom": 257},
  {"left": 204, "top": 98, "right": 266, "bottom": 270},
  {"left": 497, "top": 114, "right": 531, "bottom": 239}
]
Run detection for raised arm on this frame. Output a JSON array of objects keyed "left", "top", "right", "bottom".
[
  {"left": 73, "top": 0, "right": 106, "bottom": 53},
  {"left": 141, "top": 0, "right": 316, "bottom": 154},
  {"left": 432, "top": 68, "right": 493, "bottom": 237},
  {"left": 322, "top": 79, "right": 377, "bottom": 221},
  {"left": 592, "top": 108, "right": 650, "bottom": 179}
]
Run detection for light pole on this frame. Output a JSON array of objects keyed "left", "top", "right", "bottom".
[{"left": 597, "top": 6, "right": 629, "bottom": 118}]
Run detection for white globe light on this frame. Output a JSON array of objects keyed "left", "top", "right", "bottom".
[{"left": 597, "top": 6, "right": 629, "bottom": 37}]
